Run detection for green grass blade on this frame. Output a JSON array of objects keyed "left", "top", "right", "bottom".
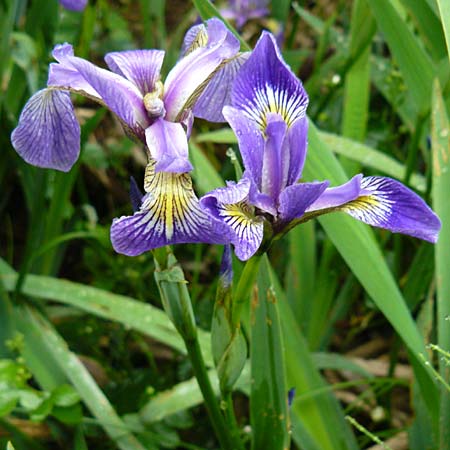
[
  {"left": 436, "top": 0, "right": 450, "bottom": 61},
  {"left": 0, "top": 259, "right": 213, "bottom": 367},
  {"left": 304, "top": 123, "right": 440, "bottom": 423},
  {"left": 19, "top": 307, "right": 146, "bottom": 450},
  {"left": 367, "top": 0, "right": 436, "bottom": 113},
  {"left": 431, "top": 79, "right": 450, "bottom": 450},
  {"left": 190, "top": 141, "right": 224, "bottom": 194},
  {"left": 250, "top": 255, "right": 289, "bottom": 450},
  {"left": 319, "top": 132, "right": 427, "bottom": 192}
]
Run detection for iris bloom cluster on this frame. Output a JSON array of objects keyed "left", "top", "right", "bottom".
[
  {"left": 60, "top": 0, "right": 87, "bottom": 12},
  {"left": 11, "top": 23, "right": 440, "bottom": 261}
]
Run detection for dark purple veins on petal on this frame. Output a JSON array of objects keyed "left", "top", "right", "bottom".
[{"left": 11, "top": 89, "right": 80, "bottom": 172}]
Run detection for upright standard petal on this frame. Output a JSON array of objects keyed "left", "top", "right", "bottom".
[
  {"left": 230, "top": 31, "right": 308, "bottom": 131},
  {"left": 11, "top": 89, "right": 80, "bottom": 172},
  {"left": 163, "top": 18, "right": 240, "bottom": 121},
  {"left": 104, "top": 50, "right": 165, "bottom": 95},
  {"left": 111, "top": 161, "right": 227, "bottom": 256},
  {"left": 193, "top": 53, "right": 250, "bottom": 122},
  {"left": 308, "top": 176, "right": 441, "bottom": 243},
  {"left": 59, "top": 0, "right": 87, "bottom": 11},
  {"left": 145, "top": 119, "right": 193, "bottom": 173},
  {"left": 201, "top": 178, "right": 264, "bottom": 261}
]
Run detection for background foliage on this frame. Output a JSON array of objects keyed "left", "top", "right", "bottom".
[{"left": 0, "top": 0, "right": 449, "bottom": 449}]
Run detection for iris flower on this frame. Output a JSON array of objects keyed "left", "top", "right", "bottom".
[
  {"left": 221, "top": 0, "right": 270, "bottom": 29},
  {"left": 12, "top": 18, "right": 242, "bottom": 173},
  {"left": 12, "top": 19, "right": 248, "bottom": 256},
  {"left": 200, "top": 32, "right": 441, "bottom": 260},
  {"left": 60, "top": 0, "right": 87, "bottom": 11}
]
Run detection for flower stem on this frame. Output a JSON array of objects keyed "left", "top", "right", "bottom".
[
  {"left": 185, "top": 338, "right": 238, "bottom": 450},
  {"left": 231, "top": 254, "right": 263, "bottom": 330}
]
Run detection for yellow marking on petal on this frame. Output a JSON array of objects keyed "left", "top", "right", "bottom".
[
  {"left": 185, "top": 27, "right": 209, "bottom": 55},
  {"left": 142, "top": 160, "right": 204, "bottom": 240}
]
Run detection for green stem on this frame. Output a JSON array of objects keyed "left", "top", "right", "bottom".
[
  {"left": 223, "top": 391, "right": 244, "bottom": 449},
  {"left": 231, "top": 254, "right": 263, "bottom": 330},
  {"left": 185, "top": 338, "right": 237, "bottom": 450}
]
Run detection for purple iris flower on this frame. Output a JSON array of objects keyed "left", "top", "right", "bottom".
[
  {"left": 221, "top": 0, "right": 270, "bottom": 29},
  {"left": 60, "top": 0, "right": 87, "bottom": 11},
  {"left": 11, "top": 19, "right": 248, "bottom": 256},
  {"left": 200, "top": 32, "right": 441, "bottom": 261},
  {"left": 11, "top": 18, "right": 243, "bottom": 173}
]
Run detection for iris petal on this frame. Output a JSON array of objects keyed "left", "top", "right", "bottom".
[
  {"left": 201, "top": 178, "right": 264, "bottom": 261},
  {"left": 230, "top": 31, "right": 308, "bottom": 130},
  {"left": 307, "top": 176, "right": 441, "bottom": 243},
  {"left": 111, "top": 161, "right": 227, "bottom": 256},
  {"left": 104, "top": 50, "right": 165, "bottom": 95},
  {"left": 59, "top": 0, "right": 87, "bottom": 11},
  {"left": 11, "top": 89, "right": 80, "bottom": 172}
]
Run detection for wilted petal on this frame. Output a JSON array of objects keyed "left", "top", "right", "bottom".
[
  {"left": 193, "top": 52, "right": 250, "bottom": 122},
  {"left": 164, "top": 18, "right": 240, "bottom": 121},
  {"left": 309, "top": 176, "right": 441, "bottom": 243},
  {"left": 145, "top": 119, "right": 193, "bottom": 173},
  {"left": 105, "top": 50, "right": 165, "bottom": 95},
  {"left": 223, "top": 106, "right": 264, "bottom": 188},
  {"left": 231, "top": 31, "right": 308, "bottom": 130},
  {"left": 11, "top": 89, "right": 80, "bottom": 171},
  {"left": 278, "top": 181, "right": 329, "bottom": 224},
  {"left": 59, "top": 0, "right": 87, "bottom": 11},
  {"left": 201, "top": 178, "right": 264, "bottom": 261},
  {"left": 111, "top": 162, "right": 227, "bottom": 256}
]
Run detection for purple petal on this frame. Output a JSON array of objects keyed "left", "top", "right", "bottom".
[
  {"left": 341, "top": 177, "right": 441, "bottom": 243},
  {"left": 145, "top": 119, "right": 193, "bottom": 173},
  {"left": 48, "top": 44, "right": 100, "bottom": 99},
  {"left": 11, "top": 89, "right": 80, "bottom": 172},
  {"left": 308, "top": 176, "right": 441, "bottom": 242},
  {"left": 104, "top": 50, "right": 165, "bottom": 95},
  {"left": 222, "top": 0, "right": 269, "bottom": 28},
  {"left": 201, "top": 178, "right": 264, "bottom": 261},
  {"left": 223, "top": 106, "right": 264, "bottom": 188},
  {"left": 306, "top": 175, "right": 363, "bottom": 212},
  {"left": 231, "top": 31, "right": 308, "bottom": 130},
  {"left": 164, "top": 18, "right": 240, "bottom": 121},
  {"left": 129, "top": 176, "right": 144, "bottom": 212},
  {"left": 261, "top": 113, "right": 289, "bottom": 201},
  {"left": 59, "top": 0, "right": 87, "bottom": 11},
  {"left": 111, "top": 162, "right": 228, "bottom": 256},
  {"left": 286, "top": 116, "right": 308, "bottom": 185},
  {"left": 278, "top": 181, "right": 329, "bottom": 224},
  {"left": 193, "top": 52, "right": 250, "bottom": 123},
  {"left": 181, "top": 23, "right": 209, "bottom": 56}
]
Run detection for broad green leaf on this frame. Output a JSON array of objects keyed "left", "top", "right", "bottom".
[
  {"left": 0, "top": 259, "right": 213, "bottom": 367},
  {"left": 320, "top": 132, "right": 426, "bottom": 192},
  {"left": 250, "top": 255, "right": 289, "bottom": 450},
  {"left": 431, "top": 79, "right": 450, "bottom": 450},
  {"left": 437, "top": 0, "right": 450, "bottom": 62},
  {"left": 367, "top": 0, "right": 436, "bottom": 113},
  {"left": 304, "top": 123, "right": 440, "bottom": 423},
  {"left": 18, "top": 307, "right": 145, "bottom": 450}
]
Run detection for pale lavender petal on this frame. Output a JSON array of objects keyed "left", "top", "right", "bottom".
[
  {"left": 231, "top": 31, "right": 308, "bottom": 130},
  {"left": 339, "top": 177, "right": 441, "bottom": 243},
  {"left": 223, "top": 106, "right": 264, "bottom": 188},
  {"left": 201, "top": 178, "right": 264, "bottom": 260},
  {"left": 278, "top": 181, "right": 329, "bottom": 224},
  {"left": 63, "top": 56, "right": 149, "bottom": 135},
  {"left": 193, "top": 52, "right": 250, "bottom": 123},
  {"left": 145, "top": 119, "right": 193, "bottom": 173},
  {"left": 104, "top": 50, "right": 165, "bottom": 95},
  {"left": 111, "top": 163, "right": 228, "bottom": 256},
  {"left": 48, "top": 44, "right": 100, "bottom": 99},
  {"left": 59, "top": 0, "right": 87, "bottom": 11},
  {"left": 306, "top": 175, "right": 363, "bottom": 212},
  {"left": 181, "top": 23, "right": 208, "bottom": 56},
  {"left": 11, "top": 89, "right": 80, "bottom": 172},
  {"left": 222, "top": 0, "right": 269, "bottom": 28},
  {"left": 164, "top": 18, "right": 240, "bottom": 121}
]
